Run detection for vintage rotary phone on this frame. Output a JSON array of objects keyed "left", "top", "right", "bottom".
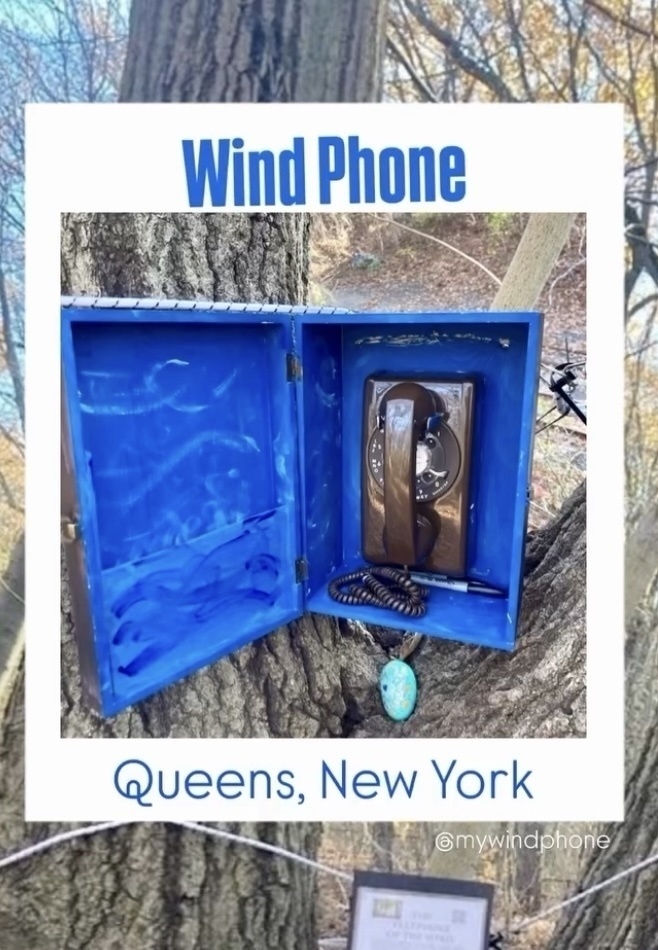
[
  {"left": 329, "top": 375, "right": 475, "bottom": 618},
  {"left": 362, "top": 375, "right": 475, "bottom": 576}
]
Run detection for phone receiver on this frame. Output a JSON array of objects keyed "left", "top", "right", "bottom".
[
  {"left": 362, "top": 375, "right": 475, "bottom": 577},
  {"left": 380, "top": 383, "right": 439, "bottom": 566}
]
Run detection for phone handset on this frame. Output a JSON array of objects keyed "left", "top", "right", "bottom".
[
  {"left": 379, "top": 382, "right": 440, "bottom": 566},
  {"left": 363, "top": 374, "right": 472, "bottom": 578}
]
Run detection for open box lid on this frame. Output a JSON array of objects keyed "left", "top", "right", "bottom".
[{"left": 60, "top": 297, "right": 350, "bottom": 716}]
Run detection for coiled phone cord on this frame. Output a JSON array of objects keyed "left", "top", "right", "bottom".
[{"left": 328, "top": 566, "right": 428, "bottom": 618}]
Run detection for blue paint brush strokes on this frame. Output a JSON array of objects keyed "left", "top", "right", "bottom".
[
  {"left": 122, "top": 430, "right": 261, "bottom": 508},
  {"left": 66, "top": 315, "right": 303, "bottom": 713},
  {"left": 102, "top": 506, "right": 297, "bottom": 690},
  {"left": 71, "top": 322, "right": 293, "bottom": 569}
]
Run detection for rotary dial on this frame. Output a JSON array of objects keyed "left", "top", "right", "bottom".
[{"left": 368, "top": 424, "right": 461, "bottom": 502}]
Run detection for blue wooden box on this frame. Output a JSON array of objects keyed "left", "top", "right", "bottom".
[{"left": 60, "top": 298, "right": 543, "bottom": 717}]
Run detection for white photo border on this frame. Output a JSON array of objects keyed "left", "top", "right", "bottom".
[{"left": 25, "top": 102, "right": 624, "bottom": 821}]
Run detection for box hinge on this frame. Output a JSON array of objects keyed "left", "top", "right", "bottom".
[
  {"left": 61, "top": 517, "right": 81, "bottom": 543},
  {"left": 295, "top": 557, "right": 308, "bottom": 583},
  {"left": 287, "top": 353, "right": 303, "bottom": 382}
]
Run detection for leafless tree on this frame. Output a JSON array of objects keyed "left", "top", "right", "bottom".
[{"left": 0, "top": 0, "right": 128, "bottom": 715}]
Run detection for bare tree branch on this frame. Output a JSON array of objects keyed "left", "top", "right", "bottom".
[
  {"left": 0, "top": 468, "right": 21, "bottom": 512},
  {"left": 402, "top": 0, "right": 518, "bottom": 102},
  {"left": 366, "top": 212, "right": 502, "bottom": 285},
  {"left": 386, "top": 36, "right": 438, "bottom": 102},
  {"left": 0, "top": 261, "right": 23, "bottom": 429},
  {"left": 0, "top": 421, "right": 24, "bottom": 457},
  {"left": 585, "top": 0, "right": 658, "bottom": 41},
  {"left": 627, "top": 293, "right": 658, "bottom": 319},
  {"left": 625, "top": 202, "right": 658, "bottom": 306}
]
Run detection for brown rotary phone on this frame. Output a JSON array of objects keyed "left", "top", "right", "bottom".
[{"left": 361, "top": 375, "right": 475, "bottom": 577}]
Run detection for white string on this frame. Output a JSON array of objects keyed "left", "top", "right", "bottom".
[
  {"left": 0, "top": 821, "right": 127, "bottom": 870},
  {"left": 365, "top": 213, "right": 502, "bottom": 286},
  {"left": 0, "top": 819, "right": 353, "bottom": 883},
  {"left": 1, "top": 819, "right": 657, "bottom": 940},
  {"left": 513, "top": 849, "right": 658, "bottom": 933}
]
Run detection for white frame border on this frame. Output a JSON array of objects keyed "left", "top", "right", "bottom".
[{"left": 24, "top": 102, "right": 624, "bottom": 821}]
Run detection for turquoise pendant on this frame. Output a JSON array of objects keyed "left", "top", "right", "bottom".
[{"left": 379, "top": 659, "right": 417, "bottom": 722}]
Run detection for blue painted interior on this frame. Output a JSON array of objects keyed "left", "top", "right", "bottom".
[
  {"left": 295, "top": 323, "right": 344, "bottom": 595},
  {"left": 62, "top": 309, "right": 303, "bottom": 716},
  {"left": 62, "top": 305, "right": 542, "bottom": 715},
  {"left": 297, "top": 311, "right": 542, "bottom": 650}
]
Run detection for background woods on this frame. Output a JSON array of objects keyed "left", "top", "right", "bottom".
[
  {"left": 0, "top": 0, "right": 128, "bottom": 674},
  {"left": 0, "top": 1, "right": 655, "bottom": 948}
]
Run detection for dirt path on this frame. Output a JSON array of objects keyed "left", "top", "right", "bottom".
[{"left": 313, "top": 213, "right": 586, "bottom": 360}]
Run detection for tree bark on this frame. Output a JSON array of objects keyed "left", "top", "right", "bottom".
[
  {"left": 491, "top": 213, "right": 576, "bottom": 310},
  {"left": 625, "top": 506, "right": 658, "bottom": 627},
  {"left": 0, "top": 530, "right": 24, "bottom": 686},
  {"left": 0, "top": 801, "right": 322, "bottom": 950},
  {"left": 121, "top": 0, "right": 386, "bottom": 104},
  {"left": 60, "top": 212, "right": 311, "bottom": 307},
  {"left": 0, "top": 3, "right": 386, "bottom": 950},
  {"left": 513, "top": 822, "right": 543, "bottom": 916},
  {"left": 545, "top": 574, "right": 658, "bottom": 949},
  {"left": 548, "top": 684, "right": 658, "bottom": 950}
]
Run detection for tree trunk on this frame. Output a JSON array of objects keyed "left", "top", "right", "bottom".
[
  {"left": 625, "top": 506, "right": 658, "bottom": 627},
  {"left": 0, "top": 531, "right": 24, "bottom": 686},
  {"left": 548, "top": 685, "right": 658, "bottom": 950},
  {"left": 369, "top": 822, "right": 395, "bottom": 872},
  {"left": 0, "top": 813, "right": 323, "bottom": 950},
  {"left": 545, "top": 552, "right": 658, "bottom": 948},
  {"left": 121, "top": 0, "right": 386, "bottom": 104},
  {"left": 491, "top": 213, "right": 576, "bottom": 310},
  {"left": 513, "top": 822, "right": 543, "bottom": 916},
  {"left": 0, "top": 3, "right": 386, "bottom": 949}
]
